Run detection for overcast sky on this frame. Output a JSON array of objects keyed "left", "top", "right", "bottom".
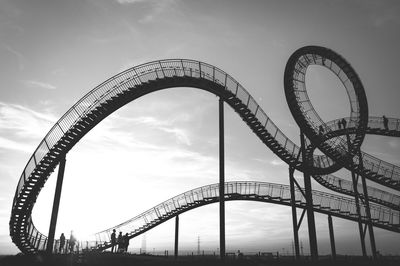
[{"left": 1, "top": 0, "right": 400, "bottom": 256}]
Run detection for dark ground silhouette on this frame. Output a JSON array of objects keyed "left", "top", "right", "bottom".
[{"left": 1, "top": 253, "right": 400, "bottom": 266}]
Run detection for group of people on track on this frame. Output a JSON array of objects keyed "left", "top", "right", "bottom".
[
  {"left": 58, "top": 231, "right": 76, "bottom": 254},
  {"left": 56, "top": 229, "right": 130, "bottom": 254},
  {"left": 110, "top": 229, "right": 130, "bottom": 253},
  {"left": 337, "top": 118, "right": 347, "bottom": 130},
  {"left": 320, "top": 115, "right": 390, "bottom": 134}
]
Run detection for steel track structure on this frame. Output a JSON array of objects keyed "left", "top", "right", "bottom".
[
  {"left": 9, "top": 46, "right": 400, "bottom": 254},
  {"left": 89, "top": 181, "right": 399, "bottom": 252}
]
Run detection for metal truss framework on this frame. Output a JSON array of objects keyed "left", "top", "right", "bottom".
[{"left": 9, "top": 46, "right": 400, "bottom": 257}]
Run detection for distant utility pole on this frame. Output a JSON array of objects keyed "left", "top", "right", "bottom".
[
  {"left": 197, "top": 236, "right": 201, "bottom": 255},
  {"left": 141, "top": 234, "right": 147, "bottom": 254}
]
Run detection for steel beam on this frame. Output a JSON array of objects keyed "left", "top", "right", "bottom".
[
  {"left": 174, "top": 215, "right": 179, "bottom": 259},
  {"left": 289, "top": 167, "right": 300, "bottom": 259},
  {"left": 328, "top": 214, "right": 336, "bottom": 260},
  {"left": 346, "top": 135, "right": 367, "bottom": 257},
  {"left": 46, "top": 155, "right": 66, "bottom": 253},
  {"left": 300, "top": 132, "right": 318, "bottom": 260},
  {"left": 358, "top": 152, "right": 377, "bottom": 259},
  {"left": 219, "top": 98, "right": 226, "bottom": 260}
]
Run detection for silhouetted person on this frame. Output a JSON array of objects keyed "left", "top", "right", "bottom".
[
  {"left": 319, "top": 125, "right": 324, "bottom": 135},
  {"left": 117, "top": 232, "right": 123, "bottom": 252},
  {"left": 338, "top": 179, "right": 342, "bottom": 189},
  {"left": 59, "top": 233, "right": 65, "bottom": 254},
  {"left": 111, "top": 229, "right": 116, "bottom": 253},
  {"left": 383, "top": 115, "right": 389, "bottom": 130},
  {"left": 69, "top": 230, "right": 76, "bottom": 253},
  {"left": 337, "top": 120, "right": 342, "bottom": 129},
  {"left": 341, "top": 118, "right": 347, "bottom": 129},
  {"left": 124, "top": 233, "right": 130, "bottom": 252}
]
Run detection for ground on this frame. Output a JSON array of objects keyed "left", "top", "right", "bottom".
[{"left": 0, "top": 253, "right": 399, "bottom": 266}]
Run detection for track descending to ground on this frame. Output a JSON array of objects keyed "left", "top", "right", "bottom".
[{"left": 10, "top": 46, "right": 400, "bottom": 254}]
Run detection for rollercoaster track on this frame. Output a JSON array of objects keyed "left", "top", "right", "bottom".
[
  {"left": 284, "top": 46, "right": 368, "bottom": 176},
  {"left": 9, "top": 47, "right": 400, "bottom": 254},
  {"left": 90, "top": 181, "right": 399, "bottom": 252},
  {"left": 313, "top": 173, "right": 400, "bottom": 211},
  {"left": 311, "top": 116, "right": 400, "bottom": 211},
  {"left": 284, "top": 47, "right": 399, "bottom": 189}
]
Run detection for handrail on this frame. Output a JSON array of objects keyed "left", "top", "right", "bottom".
[
  {"left": 10, "top": 55, "right": 400, "bottom": 254},
  {"left": 91, "top": 181, "right": 399, "bottom": 251}
]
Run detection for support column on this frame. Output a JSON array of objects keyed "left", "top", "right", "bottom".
[
  {"left": 358, "top": 152, "right": 377, "bottom": 259},
  {"left": 328, "top": 214, "right": 336, "bottom": 260},
  {"left": 346, "top": 135, "right": 367, "bottom": 257},
  {"left": 289, "top": 167, "right": 300, "bottom": 259},
  {"left": 46, "top": 155, "right": 66, "bottom": 253},
  {"left": 219, "top": 98, "right": 226, "bottom": 260},
  {"left": 351, "top": 170, "right": 367, "bottom": 257},
  {"left": 174, "top": 215, "right": 179, "bottom": 259},
  {"left": 300, "top": 133, "right": 318, "bottom": 260}
]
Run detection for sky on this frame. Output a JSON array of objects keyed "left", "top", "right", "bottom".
[{"left": 1, "top": 0, "right": 400, "bottom": 256}]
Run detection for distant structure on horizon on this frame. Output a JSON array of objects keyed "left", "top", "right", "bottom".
[{"left": 141, "top": 234, "right": 146, "bottom": 254}]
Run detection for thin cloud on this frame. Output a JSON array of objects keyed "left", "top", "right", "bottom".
[
  {"left": 51, "top": 68, "right": 67, "bottom": 76},
  {"left": 0, "top": 102, "right": 57, "bottom": 139},
  {"left": 0, "top": 136, "right": 32, "bottom": 153},
  {"left": 3, "top": 44, "right": 25, "bottom": 70},
  {"left": 129, "top": 115, "right": 192, "bottom": 145},
  {"left": 115, "top": 0, "right": 179, "bottom": 24},
  {"left": 270, "top": 159, "right": 285, "bottom": 166},
  {"left": 160, "top": 127, "right": 191, "bottom": 146},
  {"left": 131, "top": 116, "right": 168, "bottom": 127},
  {"left": 138, "top": 0, "right": 177, "bottom": 24},
  {"left": 22, "top": 80, "right": 56, "bottom": 90},
  {"left": 82, "top": 117, "right": 165, "bottom": 151}
]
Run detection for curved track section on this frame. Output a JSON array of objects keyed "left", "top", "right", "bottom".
[
  {"left": 90, "top": 181, "right": 400, "bottom": 252},
  {"left": 9, "top": 50, "right": 400, "bottom": 254},
  {"left": 284, "top": 46, "right": 399, "bottom": 187},
  {"left": 314, "top": 173, "right": 400, "bottom": 211},
  {"left": 312, "top": 117, "right": 400, "bottom": 211},
  {"left": 284, "top": 46, "right": 368, "bottom": 175}
]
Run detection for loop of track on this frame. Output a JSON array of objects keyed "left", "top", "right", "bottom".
[{"left": 284, "top": 46, "right": 369, "bottom": 174}]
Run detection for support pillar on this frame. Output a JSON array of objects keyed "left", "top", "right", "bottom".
[
  {"left": 46, "top": 155, "right": 66, "bottom": 253},
  {"left": 328, "top": 214, "right": 336, "bottom": 260},
  {"left": 346, "top": 135, "right": 367, "bottom": 257},
  {"left": 174, "top": 215, "right": 179, "bottom": 259},
  {"left": 219, "top": 98, "right": 225, "bottom": 260},
  {"left": 289, "top": 167, "right": 300, "bottom": 259},
  {"left": 300, "top": 133, "right": 318, "bottom": 260},
  {"left": 358, "top": 152, "right": 377, "bottom": 259},
  {"left": 351, "top": 170, "right": 367, "bottom": 257}
]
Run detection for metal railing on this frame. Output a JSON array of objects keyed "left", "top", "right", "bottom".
[
  {"left": 314, "top": 173, "right": 400, "bottom": 209},
  {"left": 324, "top": 117, "right": 400, "bottom": 183},
  {"left": 10, "top": 59, "right": 400, "bottom": 254},
  {"left": 13, "top": 61, "right": 400, "bottom": 210},
  {"left": 91, "top": 181, "right": 399, "bottom": 252}
]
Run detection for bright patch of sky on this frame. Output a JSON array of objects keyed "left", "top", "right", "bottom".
[{"left": 0, "top": 0, "right": 399, "bottom": 255}]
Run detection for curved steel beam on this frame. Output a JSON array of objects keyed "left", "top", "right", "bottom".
[{"left": 91, "top": 181, "right": 400, "bottom": 252}]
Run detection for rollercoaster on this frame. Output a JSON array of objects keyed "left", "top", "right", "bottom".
[{"left": 9, "top": 46, "right": 400, "bottom": 258}]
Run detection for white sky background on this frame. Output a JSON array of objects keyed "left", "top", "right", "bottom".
[{"left": 0, "top": 0, "right": 400, "bottom": 256}]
